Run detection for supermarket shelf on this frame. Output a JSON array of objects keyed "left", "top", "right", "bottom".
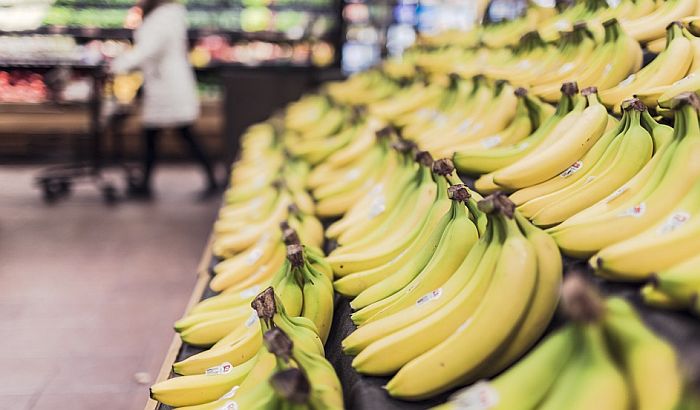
[
  {"left": 48, "top": 1, "right": 337, "bottom": 13},
  {"left": 0, "top": 26, "right": 336, "bottom": 43},
  {"left": 147, "top": 178, "right": 700, "bottom": 409},
  {"left": 0, "top": 60, "right": 103, "bottom": 70},
  {"left": 0, "top": 101, "right": 92, "bottom": 110}
]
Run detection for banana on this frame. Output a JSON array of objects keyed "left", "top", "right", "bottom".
[
  {"left": 553, "top": 108, "right": 674, "bottom": 228},
  {"left": 325, "top": 148, "right": 413, "bottom": 241},
  {"left": 621, "top": 0, "right": 696, "bottom": 42},
  {"left": 600, "top": 23, "right": 691, "bottom": 111},
  {"left": 332, "top": 208, "right": 446, "bottom": 296},
  {"left": 539, "top": 324, "right": 630, "bottom": 410},
  {"left": 385, "top": 206, "right": 537, "bottom": 400},
  {"left": 493, "top": 87, "right": 609, "bottom": 190},
  {"left": 346, "top": 182, "right": 468, "bottom": 307},
  {"left": 308, "top": 119, "right": 383, "bottom": 187},
  {"left": 287, "top": 124, "right": 357, "bottom": 165},
  {"left": 640, "top": 283, "right": 685, "bottom": 309},
  {"left": 530, "top": 100, "right": 654, "bottom": 226},
  {"left": 437, "top": 326, "right": 577, "bottom": 410},
  {"left": 213, "top": 350, "right": 280, "bottom": 410},
  {"left": 178, "top": 306, "right": 256, "bottom": 347},
  {"left": 285, "top": 95, "right": 330, "bottom": 132},
  {"left": 425, "top": 82, "right": 520, "bottom": 157},
  {"left": 593, "top": 178, "right": 700, "bottom": 279},
  {"left": 603, "top": 297, "right": 682, "bottom": 410},
  {"left": 551, "top": 93, "right": 700, "bottom": 257},
  {"left": 327, "top": 160, "right": 448, "bottom": 276},
  {"left": 350, "top": 185, "right": 479, "bottom": 324},
  {"left": 300, "top": 259, "right": 335, "bottom": 343},
  {"left": 341, "top": 215, "right": 496, "bottom": 355},
  {"left": 150, "top": 353, "right": 259, "bottom": 407},
  {"left": 213, "top": 193, "right": 292, "bottom": 257},
  {"left": 454, "top": 83, "right": 578, "bottom": 175},
  {"left": 530, "top": 20, "right": 641, "bottom": 102},
  {"left": 348, "top": 216, "right": 502, "bottom": 370},
  {"left": 652, "top": 253, "right": 700, "bottom": 304},
  {"left": 511, "top": 105, "right": 629, "bottom": 207},
  {"left": 173, "top": 315, "right": 262, "bottom": 375},
  {"left": 312, "top": 140, "right": 385, "bottom": 199},
  {"left": 478, "top": 212, "right": 562, "bottom": 376},
  {"left": 292, "top": 345, "right": 344, "bottom": 410},
  {"left": 370, "top": 81, "right": 444, "bottom": 121},
  {"left": 211, "top": 240, "right": 286, "bottom": 293}
]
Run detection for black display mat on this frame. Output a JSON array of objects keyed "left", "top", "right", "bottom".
[
  {"left": 156, "top": 151, "right": 700, "bottom": 409},
  {"left": 156, "top": 249, "right": 700, "bottom": 410}
]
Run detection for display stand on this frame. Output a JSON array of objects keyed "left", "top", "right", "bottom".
[{"left": 147, "top": 201, "right": 700, "bottom": 410}]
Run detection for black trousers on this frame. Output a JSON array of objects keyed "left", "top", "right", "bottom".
[{"left": 142, "top": 125, "right": 216, "bottom": 188}]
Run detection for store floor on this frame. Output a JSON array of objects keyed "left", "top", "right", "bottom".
[{"left": 0, "top": 165, "right": 219, "bottom": 410}]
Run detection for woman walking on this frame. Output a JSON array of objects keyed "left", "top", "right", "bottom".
[{"left": 111, "top": 0, "right": 218, "bottom": 199}]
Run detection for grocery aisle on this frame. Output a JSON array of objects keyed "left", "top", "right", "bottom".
[{"left": 0, "top": 165, "right": 218, "bottom": 410}]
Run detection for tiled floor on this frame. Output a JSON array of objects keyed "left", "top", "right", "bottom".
[{"left": 0, "top": 165, "right": 219, "bottom": 410}]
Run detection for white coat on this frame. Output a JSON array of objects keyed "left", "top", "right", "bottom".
[{"left": 111, "top": 3, "right": 199, "bottom": 127}]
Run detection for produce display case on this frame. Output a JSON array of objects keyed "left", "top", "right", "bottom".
[{"left": 147, "top": 174, "right": 700, "bottom": 410}]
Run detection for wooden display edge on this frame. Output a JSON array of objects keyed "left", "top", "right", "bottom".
[{"left": 143, "top": 234, "right": 214, "bottom": 410}]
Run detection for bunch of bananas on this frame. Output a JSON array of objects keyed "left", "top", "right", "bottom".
[
  {"left": 152, "top": 288, "right": 342, "bottom": 409},
  {"left": 502, "top": 96, "right": 664, "bottom": 228},
  {"left": 213, "top": 124, "right": 323, "bottom": 261},
  {"left": 453, "top": 82, "right": 579, "bottom": 174},
  {"left": 604, "top": 22, "right": 699, "bottom": 111},
  {"left": 437, "top": 276, "right": 684, "bottom": 410},
  {"left": 550, "top": 93, "right": 700, "bottom": 260},
  {"left": 340, "top": 192, "right": 562, "bottom": 400},
  {"left": 474, "top": 86, "right": 614, "bottom": 193},
  {"left": 173, "top": 236, "right": 333, "bottom": 372}
]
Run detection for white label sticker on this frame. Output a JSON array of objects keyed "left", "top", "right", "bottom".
[
  {"left": 618, "top": 73, "right": 636, "bottom": 87},
  {"left": 206, "top": 362, "right": 233, "bottom": 376},
  {"left": 674, "top": 72, "right": 697, "bottom": 86},
  {"left": 457, "top": 119, "right": 473, "bottom": 133},
  {"left": 515, "top": 141, "right": 530, "bottom": 151},
  {"left": 416, "top": 288, "right": 443, "bottom": 306},
  {"left": 240, "top": 285, "right": 261, "bottom": 299},
  {"left": 250, "top": 197, "right": 264, "bottom": 209},
  {"left": 618, "top": 202, "right": 646, "bottom": 218},
  {"left": 245, "top": 309, "right": 259, "bottom": 328},
  {"left": 557, "top": 62, "right": 575, "bottom": 75},
  {"left": 417, "top": 108, "right": 437, "bottom": 120},
  {"left": 345, "top": 168, "right": 361, "bottom": 182},
  {"left": 220, "top": 386, "right": 240, "bottom": 400},
  {"left": 602, "top": 63, "right": 613, "bottom": 76},
  {"left": 369, "top": 183, "right": 384, "bottom": 197},
  {"left": 554, "top": 19, "right": 569, "bottom": 30},
  {"left": 246, "top": 247, "right": 264, "bottom": 265},
  {"left": 604, "top": 185, "right": 629, "bottom": 204},
  {"left": 657, "top": 211, "right": 691, "bottom": 234},
  {"left": 254, "top": 174, "right": 267, "bottom": 188},
  {"left": 218, "top": 401, "right": 239, "bottom": 410},
  {"left": 481, "top": 135, "right": 503, "bottom": 148},
  {"left": 516, "top": 60, "right": 531, "bottom": 70},
  {"left": 368, "top": 199, "right": 386, "bottom": 219},
  {"left": 451, "top": 381, "right": 500, "bottom": 410},
  {"left": 560, "top": 161, "right": 583, "bottom": 178}
]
